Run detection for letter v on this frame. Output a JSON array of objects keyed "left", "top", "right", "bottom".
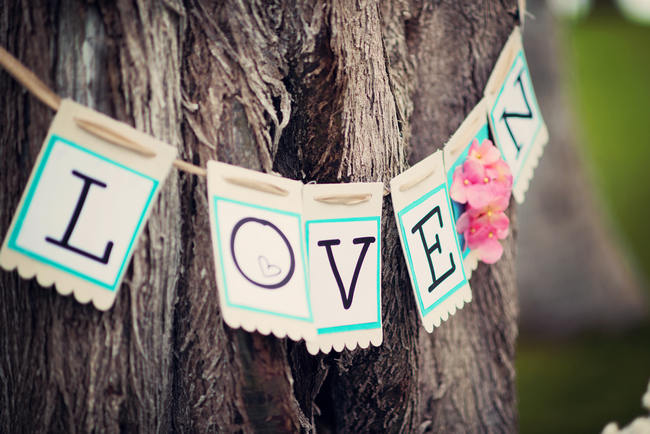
[{"left": 317, "top": 237, "right": 376, "bottom": 310}]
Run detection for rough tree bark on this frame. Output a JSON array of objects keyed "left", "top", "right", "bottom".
[{"left": 0, "top": 1, "right": 519, "bottom": 432}]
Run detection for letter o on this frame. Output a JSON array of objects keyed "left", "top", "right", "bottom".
[{"left": 230, "top": 217, "right": 295, "bottom": 289}]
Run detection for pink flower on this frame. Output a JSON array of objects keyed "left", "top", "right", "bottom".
[
  {"left": 467, "top": 138, "right": 500, "bottom": 166},
  {"left": 473, "top": 237, "right": 504, "bottom": 264},
  {"left": 450, "top": 160, "right": 484, "bottom": 204},
  {"left": 471, "top": 208, "right": 509, "bottom": 241},
  {"left": 465, "top": 176, "right": 504, "bottom": 209},
  {"left": 457, "top": 206, "right": 509, "bottom": 245},
  {"left": 485, "top": 159, "right": 513, "bottom": 197},
  {"left": 451, "top": 138, "right": 512, "bottom": 265},
  {"left": 450, "top": 160, "right": 498, "bottom": 208},
  {"left": 481, "top": 192, "right": 510, "bottom": 218},
  {"left": 457, "top": 210, "right": 508, "bottom": 264}
]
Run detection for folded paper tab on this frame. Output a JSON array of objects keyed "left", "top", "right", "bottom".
[
  {"left": 484, "top": 26, "right": 548, "bottom": 203},
  {"left": 303, "top": 182, "right": 384, "bottom": 354},
  {"left": 0, "top": 99, "right": 177, "bottom": 310},
  {"left": 442, "top": 99, "right": 491, "bottom": 278},
  {"left": 390, "top": 150, "right": 472, "bottom": 332},
  {"left": 207, "top": 161, "right": 314, "bottom": 341}
]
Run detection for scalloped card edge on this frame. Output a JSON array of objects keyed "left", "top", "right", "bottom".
[
  {"left": 390, "top": 150, "right": 473, "bottom": 332},
  {"left": 207, "top": 160, "right": 316, "bottom": 343},
  {"left": 422, "top": 282, "right": 472, "bottom": 332},
  {"left": 463, "top": 251, "right": 480, "bottom": 280},
  {"left": 484, "top": 26, "right": 549, "bottom": 205},
  {"left": 302, "top": 182, "right": 384, "bottom": 354},
  {"left": 0, "top": 99, "right": 177, "bottom": 310},
  {"left": 306, "top": 328, "right": 383, "bottom": 355}
]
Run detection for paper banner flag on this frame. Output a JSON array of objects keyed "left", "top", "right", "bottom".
[
  {"left": 207, "top": 161, "right": 314, "bottom": 341},
  {"left": 390, "top": 150, "right": 472, "bottom": 332},
  {"left": 442, "top": 99, "right": 491, "bottom": 278},
  {"left": 303, "top": 183, "right": 383, "bottom": 354},
  {"left": 484, "top": 26, "right": 548, "bottom": 203},
  {"left": 0, "top": 99, "right": 177, "bottom": 310}
]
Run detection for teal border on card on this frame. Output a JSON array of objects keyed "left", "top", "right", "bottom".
[
  {"left": 397, "top": 183, "right": 468, "bottom": 316},
  {"left": 489, "top": 50, "right": 544, "bottom": 185},
  {"left": 212, "top": 195, "right": 313, "bottom": 322},
  {"left": 305, "top": 216, "right": 382, "bottom": 335},
  {"left": 7, "top": 134, "right": 158, "bottom": 291}
]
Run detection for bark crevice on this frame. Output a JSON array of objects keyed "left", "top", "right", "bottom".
[{"left": 0, "top": 1, "right": 520, "bottom": 432}]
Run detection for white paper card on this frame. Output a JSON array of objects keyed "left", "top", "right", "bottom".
[
  {"left": 442, "top": 99, "right": 490, "bottom": 278},
  {"left": 303, "top": 183, "right": 383, "bottom": 354},
  {"left": 207, "top": 161, "right": 314, "bottom": 341},
  {"left": 485, "top": 27, "right": 548, "bottom": 203},
  {"left": 0, "top": 99, "right": 177, "bottom": 310},
  {"left": 390, "top": 151, "right": 471, "bottom": 332}
]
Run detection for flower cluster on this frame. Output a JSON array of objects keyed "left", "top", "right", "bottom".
[{"left": 450, "top": 139, "right": 512, "bottom": 264}]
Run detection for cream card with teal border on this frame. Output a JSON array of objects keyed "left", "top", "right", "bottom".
[
  {"left": 0, "top": 99, "right": 177, "bottom": 310},
  {"left": 207, "top": 161, "right": 314, "bottom": 341},
  {"left": 303, "top": 182, "right": 383, "bottom": 354},
  {"left": 390, "top": 151, "right": 471, "bottom": 332},
  {"left": 442, "top": 99, "right": 490, "bottom": 278},
  {"left": 485, "top": 26, "right": 548, "bottom": 203}
]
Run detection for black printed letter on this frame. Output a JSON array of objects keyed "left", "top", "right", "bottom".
[
  {"left": 411, "top": 206, "right": 455, "bottom": 293},
  {"left": 317, "top": 236, "right": 376, "bottom": 309},
  {"left": 230, "top": 217, "right": 295, "bottom": 289},
  {"left": 45, "top": 170, "right": 113, "bottom": 264},
  {"left": 500, "top": 71, "right": 533, "bottom": 153}
]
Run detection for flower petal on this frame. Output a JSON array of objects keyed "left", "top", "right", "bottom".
[
  {"left": 468, "top": 138, "right": 480, "bottom": 155},
  {"left": 465, "top": 223, "right": 491, "bottom": 248},
  {"left": 478, "top": 139, "right": 500, "bottom": 165},
  {"left": 486, "top": 159, "right": 512, "bottom": 181},
  {"left": 477, "top": 238, "right": 503, "bottom": 264},
  {"left": 463, "top": 160, "right": 486, "bottom": 184},
  {"left": 489, "top": 191, "right": 511, "bottom": 211},
  {"left": 491, "top": 211, "right": 509, "bottom": 231},
  {"left": 456, "top": 210, "right": 471, "bottom": 234},
  {"left": 466, "top": 184, "right": 492, "bottom": 208},
  {"left": 450, "top": 166, "right": 468, "bottom": 203}
]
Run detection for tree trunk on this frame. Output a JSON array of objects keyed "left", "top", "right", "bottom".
[
  {"left": 0, "top": 1, "right": 520, "bottom": 432},
  {"left": 517, "top": 0, "right": 646, "bottom": 337}
]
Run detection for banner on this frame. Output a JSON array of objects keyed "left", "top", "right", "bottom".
[
  {"left": 484, "top": 27, "right": 548, "bottom": 203},
  {"left": 207, "top": 161, "right": 314, "bottom": 341},
  {"left": 390, "top": 151, "right": 472, "bottom": 332},
  {"left": 0, "top": 25, "right": 548, "bottom": 349},
  {"left": 0, "top": 99, "right": 177, "bottom": 310},
  {"left": 442, "top": 99, "right": 492, "bottom": 278},
  {"left": 303, "top": 182, "right": 384, "bottom": 354}
]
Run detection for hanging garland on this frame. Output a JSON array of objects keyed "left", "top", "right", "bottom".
[{"left": 0, "top": 26, "right": 547, "bottom": 354}]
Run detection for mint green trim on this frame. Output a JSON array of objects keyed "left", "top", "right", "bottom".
[
  {"left": 397, "top": 183, "right": 468, "bottom": 316},
  {"left": 317, "top": 320, "right": 379, "bottom": 334},
  {"left": 7, "top": 134, "right": 158, "bottom": 291},
  {"left": 489, "top": 50, "right": 544, "bottom": 185},
  {"left": 305, "top": 216, "right": 382, "bottom": 335},
  {"left": 212, "top": 195, "right": 313, "bottom": 322},
  {"left": 307, "top": 216, "right": 379, "bottom": 224}
]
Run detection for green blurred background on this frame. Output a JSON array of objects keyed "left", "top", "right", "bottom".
[{"left": 517, "top": 2, "right": 650, "bottom": 433}]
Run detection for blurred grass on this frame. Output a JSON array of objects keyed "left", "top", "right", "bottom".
[
  {"left": 565, "top": 5, "right": 650, "bottom": 284},
  {"left": 518, "top": 325, "right": 650, "bottom": 434},
  {"left": 518, "top": 5, "right": 650, "bottom": 434}
]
